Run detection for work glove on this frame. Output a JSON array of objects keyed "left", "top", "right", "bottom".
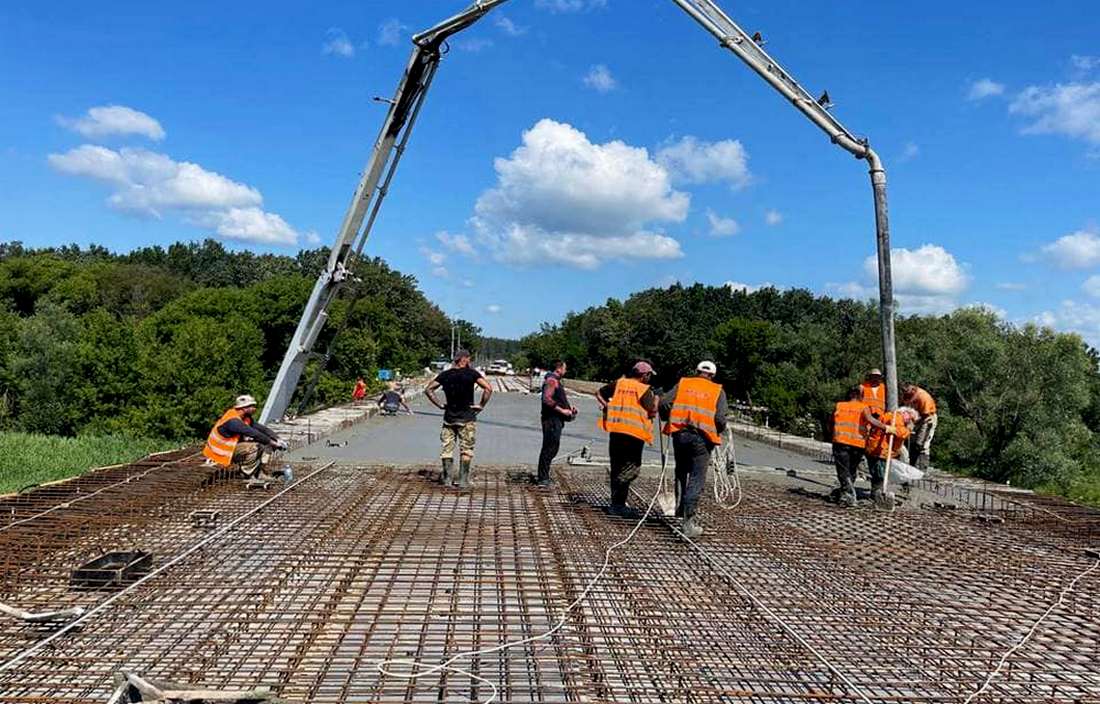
[
  {"left": 274, "top": 439, "right": 289, "bottom": 450},
  {"left": 883, "top": 426, "right": 897, "bottom": 436}
]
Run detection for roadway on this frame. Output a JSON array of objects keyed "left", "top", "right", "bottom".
[{"left": 289, "top": 379, "right": 829, "bottom": 477}]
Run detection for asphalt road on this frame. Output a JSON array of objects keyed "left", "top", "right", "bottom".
[{"left": 291, "top": 384, "right": 828, "bottom": 476}]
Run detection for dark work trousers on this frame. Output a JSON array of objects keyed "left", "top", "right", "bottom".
[
  {"left": 537, "top": 415, "right": 564, "bottom": 482},
  {"left": 608, "top": 432, "right": 645, "bottom": 507},
  {"left": 832, "top": 443, "right": 863, "bottom": 496},
  {"left": 672, "top": 429, "right": 713, "bottom": 518}
]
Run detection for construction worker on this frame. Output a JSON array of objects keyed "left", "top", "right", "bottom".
[
  {"left": 860, "top": 368, "right": 886, "bottom": 415},
  {"left": 597, "top": 361, "right": 659, "bottom": 517},
  {"left": 659, "top": 361, "right": 727, "bottom": 538},
  {"left": 203, "top": 394, "right": 288, "bottom": 479},
  {"left": 425, "top": 349, "right": 493, "bottom": 488},
  {"left": 862, "top": 405, "right": 917, "bottom": 507},
  {"left": 537, "top": 360, "right": 578, "bottom": 487},
  {"left": 901, "top": 382, "right": 937, "bottom": 471},
  {"left": 831, "top": 386, "right": 867, "bottom": 508},
  {"left": 352, "top": 376, "right": 367, "bottom": 402},
  {"left": 378, "top": 382, "right": 413, "bottom": 416}
]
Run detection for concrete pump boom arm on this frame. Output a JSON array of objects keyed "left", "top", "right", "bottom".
[{"left": 262, "top": 0, "right": 897, "bottom": 424}]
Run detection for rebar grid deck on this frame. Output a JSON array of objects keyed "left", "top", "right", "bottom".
[{"left": 1, "top": 462, "right": 1098, "bottom": 703}]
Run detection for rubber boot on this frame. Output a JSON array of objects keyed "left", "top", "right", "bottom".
[
  {"left": 457, "top": 459, "right": 472, "bottom": 489},
  {"left": 871, "top": 478, "right": 890, "bottom": 509},
  {"left": 682, "top": 515, "right": 704, "bottom": 539},
  {"left": 441, "top": 457, "right": 454, "bottom": 485}
]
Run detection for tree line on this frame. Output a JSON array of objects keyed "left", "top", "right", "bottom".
[
  {"left": 0, "top": 240, "right": 481, "bottom": 440},
  {"left": 519, "top": 283, "right": 1100, "bottom": 503}
]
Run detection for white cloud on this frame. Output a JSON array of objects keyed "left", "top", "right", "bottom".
[
  {"left": 56, "top": 105, "right": 165, "bottom": 141},
  {"left": 305, "top": 230, "right": 323, "bottom": 246},
  {"left": 378, "top": 18, "right": 407, "bottom": 46},
  {"left": 322, "top": 28, "right": 355, "bottom": 58},
  {"left": 833, "top": 244, "right": 970, "bottom": 314},
  {"left": 48, "top": 145, "right": 300, "bottom": 246},
  {"left": 419, "top": 246, "right": 446, "bottom": 266},
  {"left": 1083, "top": 275, "right": 1100, "bottom": 298},
  {"left": 461, "top": 279, "right": 474, "bottom": 288},
  {"left": 494, "top": 15, "right": 526, "bottom": 36},
  {"left": 764, "top": 209, "right": 783, "bottom": 226},
  {"left": 456, "top": 38, "right": 493, "bottom": 53},
  {"left": 197, "top": 207, "right": 298, "bottom": 246},
  {"left": 471, "top": 118, "right": 687, "bottom": 269},
  {"left": 583, "top": 64, "right": 617, "bottom": 93},
  {"left": 705, "top": 209, "right": 739, "bottom": 237},
  {"left": 725, "top": 281, "right": 771, "bottom": 294},
  {"left": 656, "top": 136, "right": 751, "bottom": 190},
  {"left": 1036, "top": 300, "right": 1100, "bottom": 346},
  {"left": 486, "top": 304, "right": 502, "bottom": 314},
  {"left": 1039, "top": 227, "right": 1100, "bottom": 269},
  {"left": 996, "top": 282, "right": 1028, "bottom": 291},
  {"left": 900, "top": 141, "right": 920, "bottom": 162},
  {"left": 1010, "top": 82, "right": 1100, "bottom": 147},
  {"left": 436, "top": 231, "right": 475, "bottom": 256},
  {"left": 1072, "top": 55, "right": 1100, "bottom": 74},
  {"left": 535, "top": 0, "right": 607, "bottom": 12},
  {"left": 431, "top": 266, "right": 449, "bottom": 278},
  {"left": 968, "top": 78, "right": 1006, "bottom": 101}
]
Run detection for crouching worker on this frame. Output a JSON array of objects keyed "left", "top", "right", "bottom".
[
  {"left": 203, "top": 394, "right": 289, "bottom": 480},
  {"left": 862, "top": 405, "right": 917, "bottom": 508},
  {"left": 659, "top": 361, "right": 727, "bottom": 538}
]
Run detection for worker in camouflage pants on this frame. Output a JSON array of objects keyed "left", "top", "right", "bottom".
[{"left": 425, "top": 349, "right": 493, "bottom": 489}]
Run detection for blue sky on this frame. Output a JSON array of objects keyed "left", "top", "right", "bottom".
[{"left": 2, "top": 0, "right": 1098, "bottom": 341}]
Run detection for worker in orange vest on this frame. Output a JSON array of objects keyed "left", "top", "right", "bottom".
[
  {"left": 203, "top": 394, "right": 288, "bottom": 479},
  {"left": 597, "top": 361, "right": 659, "bottom": 517},
  {"left": 659, "top": 361, "right": 727, "bottom": 538},
  {"left": 831, "top": 386, "right": 867, "bottom": 508},
  {"left": 862, "top": 405, "right": 917, "bottom": 507},
  {"left": 901, "top": 382, "right": 937, "bottom": 471},
  {"left": 860, "top": 368, "right": 886, "bottom": 414}
]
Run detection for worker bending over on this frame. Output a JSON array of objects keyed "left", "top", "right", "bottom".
[
  {"left": 378, "top": 382, "right": 413, "bottom": 416},
  {"left": 537, "top": 360, "right": 578, "bottom": 487},
  {"left": 831, "top": 386, "right": 867, "bottom": 508},
  {"left": 425, "top": 349, "right": 493, "bottom": 488},
  {"left": 901, "top": 382, "right": 937, "bottom": 471},
  {"left": 862, "top": 405, "right": 918, "bottom": 507},
  {"left": 659, "top": 361, "right": 727, "bottom": 538},
  {"left": 597, "top": 361, "right": 658, "bottom": 517},
  {"left": 203, "top": 394, "right": 288, "bottom": 479}
]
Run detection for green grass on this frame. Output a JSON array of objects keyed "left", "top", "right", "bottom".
[{"left": 0, "top": 432, "right": 181, "bottom": 494}]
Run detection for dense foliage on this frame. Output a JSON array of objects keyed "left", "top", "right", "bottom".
[
  {"left": 521, "top": 283, "right": 1100, "bottom": 501},
  {"left": 0, "top": 240, "right": 476, "bottom": 440}
]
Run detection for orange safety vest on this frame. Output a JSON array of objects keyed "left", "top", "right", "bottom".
[
  {"left": 203, "top": 407, "right": 251, "bottom": 466},
  {"left": 662, "top": 376, "right": 723, "bottom": 445},
  {"left": 598, "top": 377, "right": 654, "bottom": 443},
  {"left": 832, "top": 400, "right": 866, "bottom": 448},
  {"left": 865, "top": 411, "right": 911, "bottom": 460},
  {"left": 861, "top": 382, "right": 886, "bottom": 413}
]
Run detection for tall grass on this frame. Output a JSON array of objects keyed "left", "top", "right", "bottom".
[{"left": 0, "top": 432, "right": 180, "bottom": 494}]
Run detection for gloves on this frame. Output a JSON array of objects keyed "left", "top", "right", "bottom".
[
  {"left": 883, "top": 426, "right": 897, "bottom": 436},
  {"left": 273, "top": 439, "right": 289, "bottom": 451}
]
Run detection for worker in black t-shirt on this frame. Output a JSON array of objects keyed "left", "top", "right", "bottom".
[{"left": 425, "top": 349, "right": 493, "bottom": 488}]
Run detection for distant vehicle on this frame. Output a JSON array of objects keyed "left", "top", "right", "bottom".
[
  {"left": 429, "top": 359, "right": 450, "bottom": 372},
  {"left": 486, "top": 359, "right": 514, "bottom": 376}
]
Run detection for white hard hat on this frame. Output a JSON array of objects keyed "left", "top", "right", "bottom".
[
  {"left": 234, "top": 394, "right": 258, "bottom": 409},
  {"left": 697, "top": 361, "right": 717, "bottom": 375}
]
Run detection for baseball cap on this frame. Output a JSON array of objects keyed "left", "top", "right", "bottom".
[{"left": 632, "top": 361, "right": 654, "bottom": 375}]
